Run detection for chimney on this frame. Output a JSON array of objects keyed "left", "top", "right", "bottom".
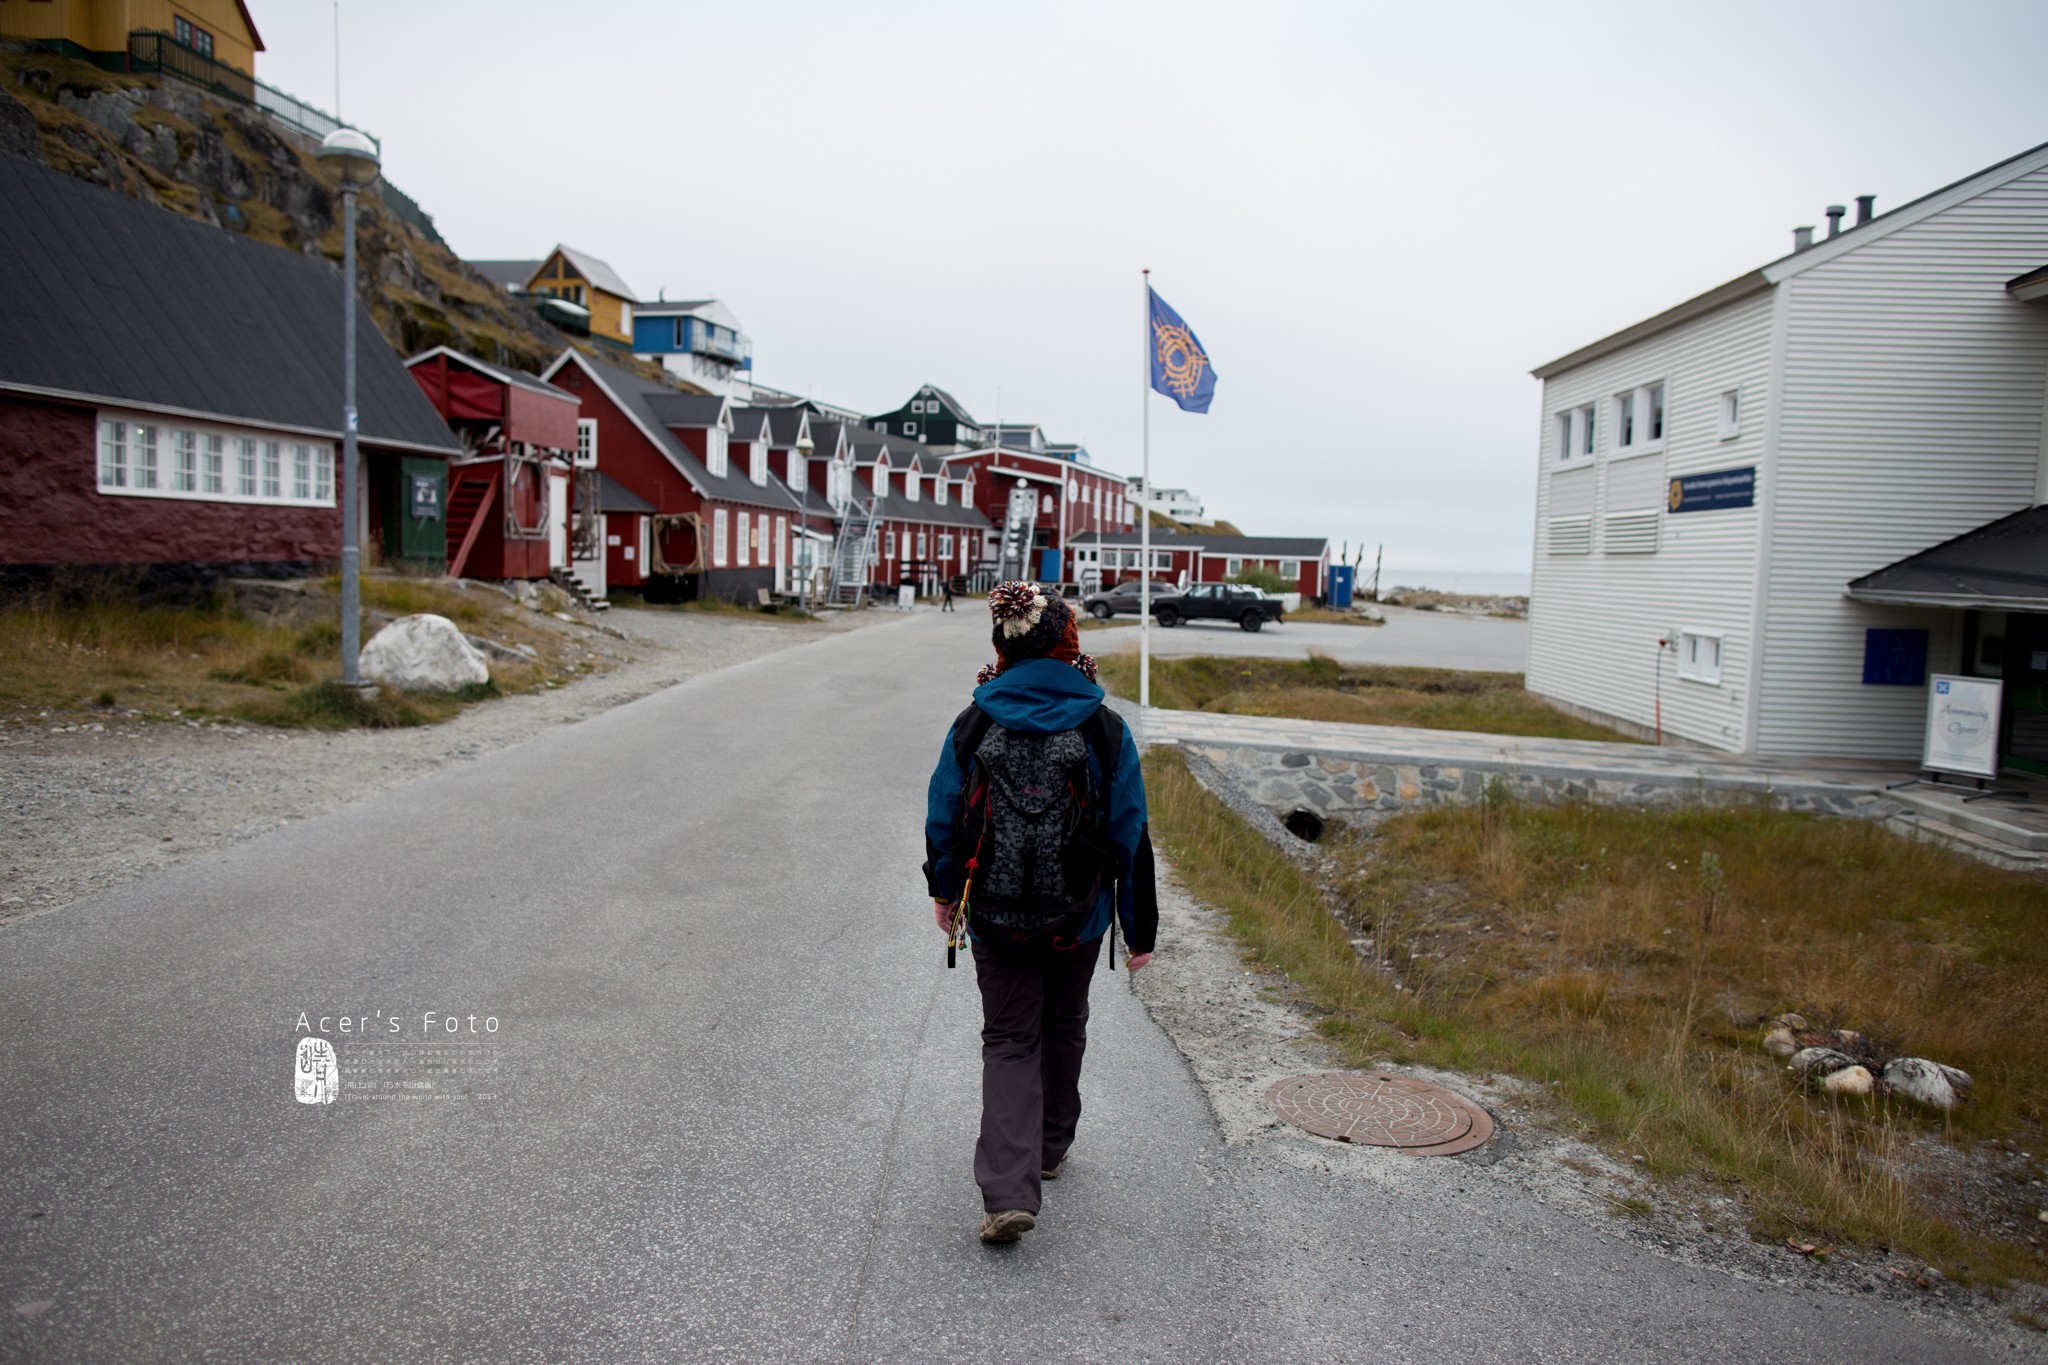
[
  {"left": 1792, "top": 225, "right": 1815, "bottom": 252},
  {"left": 1825, "top": 205, "right": 1846, "bottom": 237},
  {"left": 1855, "top": 194, "right": 1876, "bottom": 225}
]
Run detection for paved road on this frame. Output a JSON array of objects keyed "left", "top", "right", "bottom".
[
  {"left": 1090, "top": 606, "right": 1530, "bottom": 672},
  {"left": 0, "top": 611, "right": 1987, "bottom": 1362}
]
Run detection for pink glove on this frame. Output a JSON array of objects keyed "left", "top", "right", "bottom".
[{"left": 1125, "top": 952, "right": 1153, "bottom": 973}]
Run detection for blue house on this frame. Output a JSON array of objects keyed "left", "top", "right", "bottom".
[{"left": 632, "top": 298, "right": 753, "bottom": 398}]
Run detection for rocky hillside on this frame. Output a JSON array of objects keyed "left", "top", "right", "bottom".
[{"left": 0, "top": 42, "right": 566, "bottom": 373}]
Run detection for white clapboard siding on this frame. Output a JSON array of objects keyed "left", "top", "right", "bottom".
[
  {"left": 1528, "top": 288, "right": 1774, "bottom": 749},
  {"left": 1753, "top": 159, "right": 2048, "bottom": 757}
]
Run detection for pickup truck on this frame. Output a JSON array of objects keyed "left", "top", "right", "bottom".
[{"left": 1150, "top": 583, "right": 1285, "bottom": 632}]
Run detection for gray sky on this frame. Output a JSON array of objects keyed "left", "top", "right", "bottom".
[{"left": 255, "top": 1, "right": 2046, "bottom": 580}]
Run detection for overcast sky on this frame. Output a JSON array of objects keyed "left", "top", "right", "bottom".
[{"left": 253, "top": 0, "right": 2046, "bottom": 582}]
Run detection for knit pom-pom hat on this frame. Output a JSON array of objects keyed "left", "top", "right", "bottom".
[{"left": 976, "top": 581, "right": 1098, "bottom": 687}]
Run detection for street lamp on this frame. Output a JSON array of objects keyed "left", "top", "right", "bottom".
[
  {"left": 316, "top": 127, "right": 381, "bottom": 687},
  {"left": 795, "top": 434, "right": 815, "bottom": 613}
]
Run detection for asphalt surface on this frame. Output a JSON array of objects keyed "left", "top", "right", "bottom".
[
  {"left": 0, "top": 610, "right": 1994, "bottom": 1363},
  {"left": 1089, "top": 606, "right": 1530, "bottom": 671}
]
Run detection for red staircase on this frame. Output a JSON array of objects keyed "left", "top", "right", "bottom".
[{"left": 445, "top": 465, "right": 500, "bottom": 579}]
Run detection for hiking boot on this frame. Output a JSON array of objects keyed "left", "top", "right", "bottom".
[
  {"left": 1041, "top": 1158, "right": 1065, "bottom": 1180},
  {"left": 978, "top": 1209, "right": 1036, "bottom": 1244}
]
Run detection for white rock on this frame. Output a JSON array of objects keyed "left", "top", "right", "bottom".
[
  {"left": 1789, "top": 1047, "right": 1857, "bottom": 1077},
  {"left": 1880, "top": 1057, "right": 1973, "bottom": 1111},
  {"left": 359, "top": 614, "right": 490, "bottom": 693},
  {"left": 1762, "top": 1028, "right": 1798, "bottom": 1057},
  {"left": 1823, "top": 1065, "right": 1874, "bottom": 1096},
  {"left": 1772, "top": 1012, "right": 1810, "bottom": 1030}
]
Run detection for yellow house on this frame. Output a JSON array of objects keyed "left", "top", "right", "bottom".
[
  {"left": 0, "top": 0, "right": 264, "bottom": 75},
  {"left": 526, "top": 246, "right": 638, "bottom": 347}
]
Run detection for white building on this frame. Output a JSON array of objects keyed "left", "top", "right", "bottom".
[
  {"left": 1526, "top": 139, "right": 2048, "bottom": 766},
  {"left": 1126, "top": 477, "right": 1212, "bottom": 526}
]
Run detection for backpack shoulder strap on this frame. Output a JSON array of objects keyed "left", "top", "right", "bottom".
[
  {"left": 951, "top": 702, "right": 995, "bottom": 771},
  {"left": 1076, "top": 705, "right": 1126, "bottom": 794}
]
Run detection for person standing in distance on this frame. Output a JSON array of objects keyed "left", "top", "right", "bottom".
[{"left": 924, "top": 582, "right": 1158, "bottom": 1244}]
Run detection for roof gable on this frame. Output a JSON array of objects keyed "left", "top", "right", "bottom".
[{"left": 546, "top": 244, "right": 637, "bottom": 302}]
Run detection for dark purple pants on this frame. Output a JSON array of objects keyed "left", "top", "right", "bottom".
[{"left": 969, "top": 933, "right": 1102, "bottom": 1214}]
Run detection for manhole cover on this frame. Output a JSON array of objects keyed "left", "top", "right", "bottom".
[{"left": 1265, "top": 1072, "right": 1495, "bottom": 1156}]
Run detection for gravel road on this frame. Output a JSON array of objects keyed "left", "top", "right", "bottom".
[{"left": 0, "top": 605, "right": 891, "bottom": 924}]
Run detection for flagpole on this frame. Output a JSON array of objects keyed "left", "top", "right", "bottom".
[{"left": 1139, "top": 269, "right": 1151, "bottom": 710}]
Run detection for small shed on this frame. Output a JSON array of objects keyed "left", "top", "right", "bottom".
[{"left": 406, "top": 347, "right": 585, "bottom": 586}]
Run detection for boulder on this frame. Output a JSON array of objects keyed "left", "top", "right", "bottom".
[
  {"left": 1762, "top": 1027, "right": 1798, "bottom": 1058},
  {"left": 1771, "top": 1012, "right": 1810, "bottom": 1030},
  {"left": 359, "top": 614, "right": 490, "bottom": 692},
  {"left": 1789, "top": 1047, "right": 1858, "bottom": 1078},
  {"left": 1880, "top": 1058, "right": 1974, "bottom": 1111},
  {"left": 1823, "top": 1065, "right": 1874, "bottom": 1097}
]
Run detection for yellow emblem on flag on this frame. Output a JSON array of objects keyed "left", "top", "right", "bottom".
[{"left": 1152, "top": 317, "right": 1209, "bottom": 401}]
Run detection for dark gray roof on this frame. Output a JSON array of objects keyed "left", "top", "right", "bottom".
[
  {"left": 1068, "top": 530, "right": 1328, "bottom": 556},
  {"left": 854, "top": 475, "right": 992, "bottom": 530},
  {"left": 0, "top": 155, "right": 460, "bottom": 454},
  {"left": 730, "top": 409, "right": 772, "bottom": 442},
  {"left": 643, "top": 392, "right": 729, "bottom": 428},
  {"left": 1847, "top": 505, "right": 2048, "bottom": 609},
  {"left": 468, "top": 258, "right": 543, "bottom": 289},
  {"left": 565, "top": 351, "right": 805, "bottom": 515},
  {"left": 598, "top": 471, "right": 654, "bottom": 514},
  {"left": 743, "top": 407, "right": 810, "bottom": 447}
]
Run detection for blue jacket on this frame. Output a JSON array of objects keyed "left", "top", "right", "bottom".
[{"left": 923, "top": 658, "right": 1158, "bottom": 953}]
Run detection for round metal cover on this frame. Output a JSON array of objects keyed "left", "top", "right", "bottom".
[{"left": 1265, "top": 1072, "right": 1495, "bottom": 1156}]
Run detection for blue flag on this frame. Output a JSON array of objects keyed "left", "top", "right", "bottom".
[{"left": 1148, "top": 286, "right": 1216, "bottom": 414}]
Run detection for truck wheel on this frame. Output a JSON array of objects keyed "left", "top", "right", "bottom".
[
  {"left": 1156, "top": 606, "right": 1180, "bottom": 628},
  {"left": 1090, "top": 603, "right": 1112, "bottom": 620},
  {"left": 1240, "top": 611, "right": 1263, "bottom": 632}
]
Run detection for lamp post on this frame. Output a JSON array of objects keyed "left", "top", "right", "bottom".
[
  {"left": 795, "top": 433, "right": 815, "bottom": 614},
  {"left": 316, "top": 128, "right": 381, "bottom": 687}
]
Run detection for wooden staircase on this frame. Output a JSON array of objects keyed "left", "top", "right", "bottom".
[
  {"left": 445, "top": 465, "right": 500, "bottom": 579},
  {"left": 548, "top": 567, "right": 610, "bottom": 612}
]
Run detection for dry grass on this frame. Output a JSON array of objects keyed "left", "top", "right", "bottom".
[
  {"left": 1142, "top": 746, "right": 2048, "bottom": 1284},
  {"left": 0, "top": 574, "right": 591, "bottom": 729},
  {"left": 1100, "top": 653, "right": 1634, "bottom": 742}
]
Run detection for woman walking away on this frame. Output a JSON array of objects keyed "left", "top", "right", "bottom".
[{"left": 924, "top": 582, "right": 1158, "bottom": 1245}]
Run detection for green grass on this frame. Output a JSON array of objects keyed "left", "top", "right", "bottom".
[
  {"left": 1100, "top": 653, "right": 1634, "bottom": 742},
  {"left": 1143, "top": 747, "right": 2048, "bottom": 1285}
]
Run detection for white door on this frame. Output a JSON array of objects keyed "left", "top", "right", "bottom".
[
  {"left": 774, "top": 515, "right": 788, "bottom": 593},
  {"left": 548, "top": 469, "right": 570, "bottom": 570}
]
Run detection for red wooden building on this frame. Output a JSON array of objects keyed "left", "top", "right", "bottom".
[
  {"left": 941, "top": 444, "right": 1134, "bottom": 583},
  {"left": 1066, "top": 530, "right": 1332, "bottom": 598},
  {"left": 0, "top": 156, "right": 461, "bottom": 581},
  {"left": 540, "top": 350, "right": 827, "bottom": 601},
  {"left": 405, "top": 347, "right": 586, "bottom": 587},
  {"left": 847, "top": 432, "right": 990, "bottom": 592}
]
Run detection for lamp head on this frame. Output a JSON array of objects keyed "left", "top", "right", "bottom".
[
  {"left": 795, "top": 435, "right": 815, "bottom": 456},
  {"left": 316, "top": 129, "right": 381, "bottom": 188}
]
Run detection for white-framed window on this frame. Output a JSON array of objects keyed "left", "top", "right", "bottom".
[
  {"left": 1152, "top": 550, "right": 1171, "bottom": 571},
  {"left": 713, "top": 508, "right": 730, "bottom": 566},
  {"left": 576, "top": 418, "right": 598, "bottom": 468},
  {"left": 938, "top": 533, "right": 954, "bottom": 559},
  {"left": 935, "top": 479, "right": 948, "bottom": 507},
  {"left": 97, "top": 420, "right": 127, "bottom": 488},
  {"left": 236, "top": 438, "right": 259, "bottom": 496},
  {"left": 750, "top": 443, "right": 767, "bottom": 486},
  {"left": 618, "top": 301, "right": 632, "bottom": 338},
  {"left": 905, "top": 471, "right": 919, "bottom": 502},
  {"left": 1677, "top": 629, "right": 1723, "bottom": 685},
  {"left": 132, "top": 424, "right": 159, "bottom": 489},
  {"left": 775, "top": 515, "right": 787, "bottom": 568},
  {"left": 916, "top": 532, "right": 928, "bottom": 559},
  {"left": 884, "top": 529, "right": 898, "bottom": 558},
  {"left": 737, "top": 511, "right": 751, "bottom": 566},
  {"left": 788, "top": 452, "right": 807, "bottom": 491},
  {"left": 902, "top": 422, "right": 917, "bottom": 435},
  {"left": 707, "top": 428, "right": 729, "bottom": 478},
  {"left": 910, "top": 400, "right": 926, "bottom": 414},
  {"left": 1614, "top": 381, "right": 1666, "bottom": 455},
  {"left": 171, "top": 429, "right": 198, "bottom": 492},
  {"left": 1226, "top": 557, "right": 1243, "bottom": 576},
  {"left": 1718, "top": 389, "right": 1741, "bottom": 440},
  {"left": 1280, "top": 560, "right": 1300, "bottom": 578},
  {"left": 97, "top": 412, "right": 332, "bottom": 506},
  {"left": 874, "top": 469, "right": 890, "bottom": 498},
  {"left": 1041, "top": 493, "right": 1053, "bottom": 514},
  {"left": 1558, "top": 403, "right": 1596, "bottom": 461}
]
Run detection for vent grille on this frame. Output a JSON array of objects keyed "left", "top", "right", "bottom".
[
  {"left": 1547, "top": 515, "right": 1592, "bottom": 556},
  {"left": 1604, "top": 510, "right": 1661, "bottom": 555}
]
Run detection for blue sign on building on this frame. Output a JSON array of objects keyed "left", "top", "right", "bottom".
[
  {"left": 1667, "top": 466, "right": 1756, "bottom": 513},
  {"left": 1863, "top": 628, "right": 1928, "bottom": 686}
]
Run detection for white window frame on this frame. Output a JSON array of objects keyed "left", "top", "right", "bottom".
[
  {"left": 1718, "top": 389, "right": 1741, "bottom": 441},
  {"left": 1280, "top": 559, "right": 1300, "bottom": 578},
  {"left": 902, "top": 421, "right": 917, "bottom": 435},
  {"left": 938, "top": 532, "right": 954, "bottom": 559},
  {"left": 1676, "top": 629, "right": 1724, "bottom": 685},
  {"left": 788, "top": 451, "right": 807, "bottom": 491},
  {"left": 96, "top": 410, "right": 333, "bottom": 507},
  {"left": 707, "top": 429, "right": 729, "bottom": 478},
  {"left": 905, "top": 471, "right": 919, "bottom": 502},
  {"left": 874, "top": 469, "right": 889, "bottom": 499},
  {"left": 910, "top": 399, "right": 926, "bottom": 414},
  {"left": 934, "top": 479, "right": 948, "bottom": 507},
  {"left": 291, "top": 444, "right": 313, "bottom": 501},
  {"left": 713, "top": 508, "right": 730, "bottom": 566},
  {"left": 1226, "top": 557, "right": 1243, "bottom": 576},
  {"left": 737, "top": 511, "right": 751, "bottom": 567},
  {"left": 1612, "top": 380, "right": 1667, "bottom": 458},
  {"left": 576, "top": 418, "right": 598, "bottom": 468},
  {"left": 749, "top": 442, "right": 767, "bottom": 486},
  {"left": 884, "top": 529, "right": 898, "bottom": 558},
  {"left": 916, "top": 531, "right": 928, "bottom": 559}
]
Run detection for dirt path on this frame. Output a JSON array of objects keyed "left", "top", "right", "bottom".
[{"left": 0, "top": 606, "right": 901, "bottom": 924}]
